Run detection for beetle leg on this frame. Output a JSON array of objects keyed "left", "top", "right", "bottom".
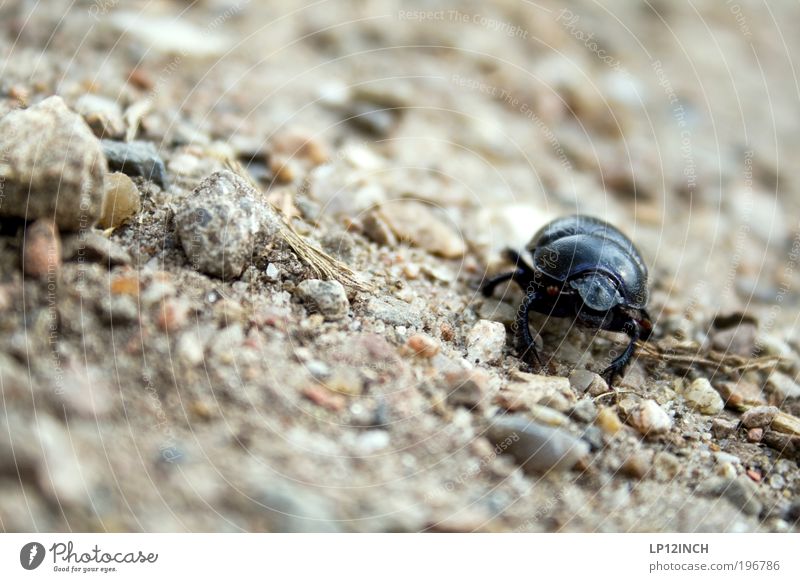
[
  {"left": 517, "top": 290, "right": 543, "bottom": 368},
  {"left": 481, "top": 249, "right": 533, "bottom": 296},
  {"left": 601, "top": 318, "right": 641, "bottom": 384},
  {"left": 502, "top": 247, "right": 539, "bottom": 282},
  {"left": 480, "top": 270, "right": 519, "bottom": 297}
]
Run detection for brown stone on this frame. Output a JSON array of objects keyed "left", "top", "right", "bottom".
[{"left": 22, "top": 218, "right": 61, "bottom": 280}]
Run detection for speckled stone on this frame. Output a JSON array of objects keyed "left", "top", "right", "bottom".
[
  {"left": 296, "top": 279, "right": 350, "bottom": 321},
  {"left": 682, "top": 378, "right": 724, "bottom": 415},
  {"left": 466, "top": 319, "right": 506, "bottom": 365},
  {"left": 175, "top": 171, "right": 271, "bottom": 279},
  {"left": 0, "top": 96, "right": 107, "bottom": 230}
]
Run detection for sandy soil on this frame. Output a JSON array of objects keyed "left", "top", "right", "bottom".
[{"left": 1, "top": 0, "right": 800, "bottom": 532}]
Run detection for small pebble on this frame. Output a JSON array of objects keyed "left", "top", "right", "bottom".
[
  {"left": 595, "top": 407, "right": 623, "bottom": 435},
  {"left": 175, "top": 171, "right": 268, "bottom": 279},
  {"left": 271, "top": 128, "right": 329, "bottom": 165},
  {"left": 620, "top": 451, "right": 652, "bottom": 479},
  {"left": 628, "top": 399, "right": 672, "bottom": 436},
  {"left": 305, "top": 360, "right": 330, "bottom": 379},
  {"left": 111, "top": 11, "right": 230, "bottom": 57},
  {"left": 717, "top": 462, "right": 737, "bottom": 479},
  {"left": 74, "top": 94, "right": 125, "bottom": 139},
  {"left": 569, "top": 399, "right": 598, "bottom": 423},
  {"left": 746, "top": 469, "right": 762, "bottom": 483},
  {"left": 58, "top": 364, "right": 113, "bottom": 418},
  {"left": 568, "top": 369, "right": 598, "bottom": 393},
  {"left": 365, "top": 297, "right": 422, "bottom": 327},
  {"left": 156, "top": 298, "right": 189, "bottom": 332},
  {"left": 586, "top": 374, "right": 611, "bottom": 397},
  {"left": 761, "top": 431, "right": 800, "bottom": 457},
  {"left": 652, "top": 451, "right": 682, "bottom": 482},
  {"left": 265, "top": 263, "right": 280, "bottom": 281},
  {"left": 498, "top": 372, "right": 574, "bottom": 413},
  {"left": 477, "top": 298, "right": 517, "bottom": 326},
  {"left": 354, "top": 430, "right": 391, "bottom": 454},
  {"left": 99, "top": 172, "right": 141, "bottom": 228},
  {"left": 302, "top": 384, "right": 346, "bottom": 412},
  {"left": 345, "top": 101, "right": 397, "bottom": 136},
  {"left": 710, "top": 417, "right": 738, "bottom": 439},
  {"left": 466, "top": 320, "right": 506, "bottom": 365},
  {"left": 406, "top": 334, "right": 440, "bottom": 358},
  {"left": 768, "top": 473, "right": 786, "bottom": 490},
  {"left": 375, "top": 200, "right": 466, "bottom": 259},
  {"left": 711, "top": 322, "right": 757, "bottom": 357},
  {"left": 697, "top": 478, "right": 762, "bottom": 515},
  {"left": 527, "top": 404, "right": 571, "bottom": 427},
  {"left": 746, "top": 427, "right": 763, "bottom": 442},
  {"left": 62, "top": 231, "right": 131, "bottom": 266},
  {"left": 741, "top": 405, "right": 778, "bottom": 429},
  {"left": 22, "top": 219, "right": 61, "bottom": 280},
  {"left": 101, "top": 139, "right": 167, "bottom": 188},
  {"left": 444, "top": 368, "right": 490, "bottom": 408},
  {"left": 765, "top": 372, "right": 800, "bottom": 401},
  {"left": 321, "top": 368, "right": 363, "bottom": 396},
  {"left": 296, "top": 279, "right": 349, "bottom": 321},
  {"left": 487, "top": 416, "right": 589, "bottom": 474},
  {"left": 440, "top": 322, "right": 455, "bottom": 342},
  {"left": 176, "top": 331, "right": 205, "bottom": 365},
  {"left": 682, "top": 377, "right": 724, "bottom": 415}
]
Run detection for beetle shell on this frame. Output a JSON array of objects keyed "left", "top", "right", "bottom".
[{"left": 527, "top": 216, "right": 649, "bottom": 309}]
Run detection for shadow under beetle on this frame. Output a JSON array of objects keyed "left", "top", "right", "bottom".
[{"left": 481, "top": 215, "right": 653, "bottom": 384}]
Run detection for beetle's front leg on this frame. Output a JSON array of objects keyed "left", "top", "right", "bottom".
[
  {"left": 601, "top": 318, "right": 641, "bottom": 384},
  {"left": 517, "top": 290, "right": 543, "bottom": 369},
  {"left": 481, "top": 270, "right": 520, "bottom": 297}
]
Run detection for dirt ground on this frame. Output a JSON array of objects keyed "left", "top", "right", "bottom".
[{"left": 1, "top": 0, "right": 800, "bottom": 532}]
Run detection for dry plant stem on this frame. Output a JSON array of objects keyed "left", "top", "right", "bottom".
[
  {"left": 634, "top": 340, "right": 786, "bottom": 374},
  {"left": 593, "top": 389, "right": 638, "bottom": 403},
  {"left": 224, "top": 158, "right": 372, "bottom": 292}
]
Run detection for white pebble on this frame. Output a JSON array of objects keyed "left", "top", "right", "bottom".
[
  {"left": 466, "top": 319, "right": 506, "bottom": 365},
  {"left": 683, "top": 377, "right": 724, "bottom": 415},
  {"left": 630, "top": 399, "right": 672, "bottom": 435}
]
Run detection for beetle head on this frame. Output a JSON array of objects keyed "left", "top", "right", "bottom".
[{"left": 569, "top": 272, "right": 622, "bottom": 312}]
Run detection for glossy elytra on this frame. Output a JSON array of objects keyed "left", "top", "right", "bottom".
[{"left": 481, "top": 215, "right": 653, "bottom": 383}]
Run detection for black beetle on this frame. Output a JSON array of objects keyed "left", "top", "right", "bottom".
[{"left": 481, "top": 215, "right": 653, "bottom": 383}]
